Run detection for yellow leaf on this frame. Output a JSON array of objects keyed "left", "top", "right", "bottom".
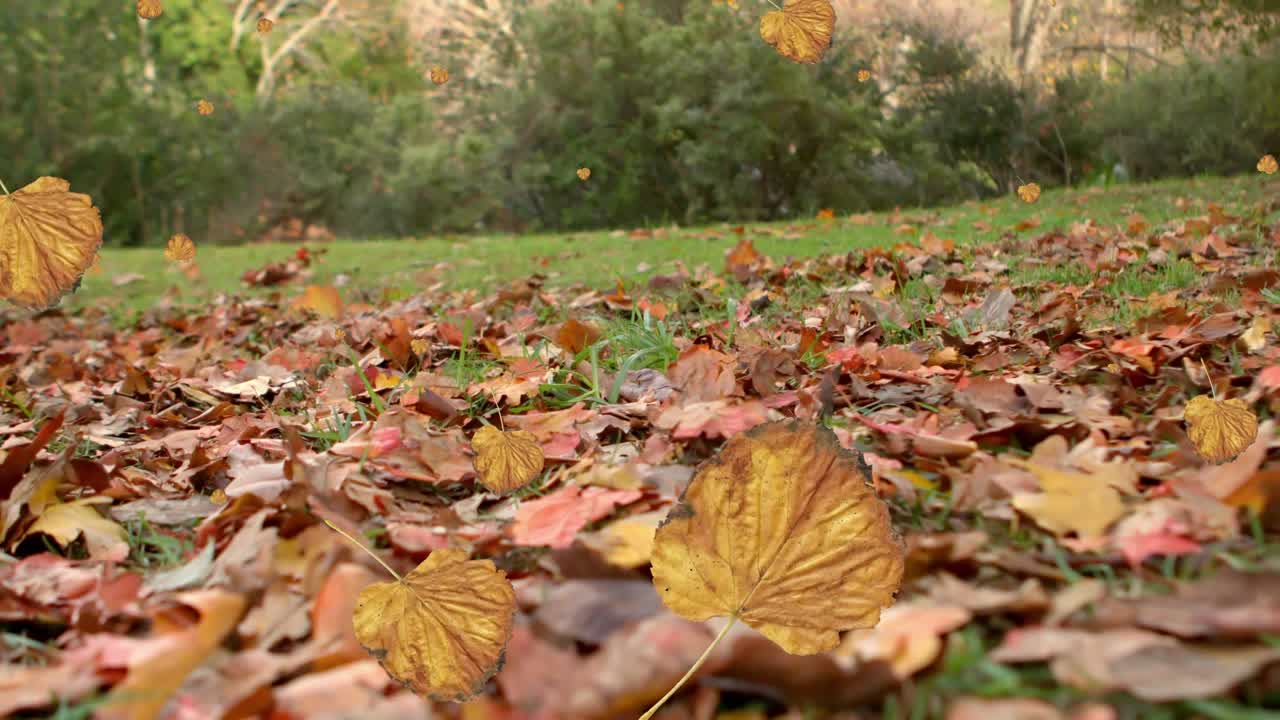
[
  {"left": 430, "top": 65, "right": 449, "bottom": 85},
  {"left": 1242, "top": 316, "right": 1271, "bottom": 353},
  {"left": 196, "top": 100, "right": 214, "bottom": 115},
  {"left": 1184, "top": 395, "right": 1258, "bottom": 464},
  {"left": 1017, "top": 183, "right": 1041, "bottom": 203},
  {"left": 137, "top": 0, "right": 162, "bottom": 19},
  {"left": 600, "top": 518, "right": 658, "bottom": 568},
  {"left": 99, "top": 590, "right": 246, "bottom": 720},
  {"left": 472, "top": 425, "right": 544, "bottom": 494},
  {"left": 21, "top": 497, "right": 129, "bottom": 562},
  {"left": 165, "top": 233, "right": 196, "bottom": 263},
  {"left": 295, "top": 285, "right": 343, "bottom": 319},
  {"left": 1006, "top": 459, "right": 1127, "bottom": 539},
  {"left": 577, "top": 167, "right": 591, "bottom": 181},
  {"left": 857, "top": 68, "right": 872, "bottom": 82},
  {"left": 650, "top": 420, "right": 904, "bottom": 655},
  {"left": 1259, "top": 154, "right": 1278, "bottom": 175},
  {"left": 353, "top": 548, "right": 516, "bottom": 701},
  {"left": 0, "top": 177, "right": 103, "bottom": 308},
  {"left": 257, "top": 17, "right": 274, "bottom": 33},
  {"left": 759, "top": 0, "right": 836, "bottom": 65}
]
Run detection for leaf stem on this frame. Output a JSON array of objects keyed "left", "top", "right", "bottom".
[
  {"left": 764, "top": 0, "right": 783, "bottom": 10},
  {"left": 323, "top": 518, "right": 402, "bottom": 581},
  {"left": 0, "top": 179, "right": 9, "bottom": 195},
  {"left": 637, "top": 616, "right": 738, "bottom": 720}
]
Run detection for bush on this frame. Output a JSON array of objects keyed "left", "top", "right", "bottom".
[
  {"left": 452, "top": 0, "right": 964, "bottom": 231},
  {"left": 1092, "top": 51, "right": 1280, "bottom": 180}
]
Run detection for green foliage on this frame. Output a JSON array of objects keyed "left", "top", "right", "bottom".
[{"left": 1092, "top": 51, "right": 1280, "bottom": 181}]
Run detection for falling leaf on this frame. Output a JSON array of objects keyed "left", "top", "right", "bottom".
[
  {"left": 164, "top": 233, "right": 196, "bottom": 263},
  {"left": 471, "top": 425, "right": 544, "bottom": 494},
  {"left": 0, "top": 177, "right": 103, "bottom": 308},
  {"left": 857, "top": 69, "right": 871, "bottom": 82},
  {"left": 430, "top": 66, "right": 449, "bottom": 85},
  {"left": 1006, "top": 458, "right": 1128, "bottom": 539},
  {"left": 257, "top": 17, "right": 274, "bottom": 33},
  {"left": 1258, "top": 154, "right": 1278, "bottom": 175},
  {"left": 410, "top": 338, "right": 429, "bottom": 356},
  {"left": 816, "top": 208, "right": 835, "bottom": 220},
  {"left": 577, "top": 167, "right": 591, "bottom": 181},
  {"left": 651, "top": 420, "right": 904, "bottom": 655},
  {"left": 1184, "top": 395, "right": 1258, "bottom": 464},
  {"left": 137, "top": 0, "right": 162, "bottom": 19},
  {"left": 1017, "top": 183, "right": 1041, "bottom": 203},
  {"left": 196, "top": 100, "right": 214, "bottom": 116},
  {"left": 758, "top": 0, "right": 836, "bottom": 65},
  {"left": 352, "top": 548, "right": 516, "bottom": 701}
]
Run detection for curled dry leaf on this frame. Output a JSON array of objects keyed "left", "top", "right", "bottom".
[
  {"left": 1017, "top": 183, "right": 1041, "bottom": 204},
  {"left": 1184, "top": 395, "right": 1258, "bottom": 464},
  {"left": 196, "top": 100, "right": 214, "bottom": 115},
  {"left": 0, "top": 177, "right": 103, "bottom": 308},
  {"left": 353, "top": 548, "right": 516, "bottom": 701},
  {"left": 471, "top": 425, "right": 544, "bottom": 494},
  {"left": 651, "top": 419, "right": 904, "bottom": 655},
  {"left": 577, "top": 167, "right": 591, "bottom": 181},
  {"left": 758, "top": 0, "right": 836, "bottom": 65},
  {"left": 257, "top": 17, "right": 274, "bottom": 33},
  {"left": 165, "top": 233, "right": 196, "bottom": 263},
  {"left": 430, "top": 65, "right": 449, "bottom": 85},
  {"left": 1258, "top": 154, "right": 1278, "bottom": 175},
  {"left": 137, "top": 0, "right": 163, "bottom": 19}
]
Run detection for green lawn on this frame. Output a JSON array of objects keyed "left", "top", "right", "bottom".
[{"left": 72, "top": 174, "right": 1278, "bottom": 322}]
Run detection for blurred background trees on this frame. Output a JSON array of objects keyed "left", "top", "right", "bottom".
[{"left": 2, "top": 0, "right": 1277, "bottom": 246}]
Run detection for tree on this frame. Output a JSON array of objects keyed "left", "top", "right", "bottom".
[{"left": 1130, "top": 0, "right": 1280, "bottom": 46}]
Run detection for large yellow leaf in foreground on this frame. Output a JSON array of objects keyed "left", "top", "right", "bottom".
[
  {"left": 0, "top": 177, "right": 103, "bottom": 308},
  {"left": 759, "top": 0, "right": 836, "bottom": 65},
  {"left": 1184, "top": 395, "right": 1258, "bottom": 464},
  {"left": 353, "top": 548, "right": 516, "bottom": 701},
  {"left": 651, "top": 419, "right": 904, "bottom": 655}
]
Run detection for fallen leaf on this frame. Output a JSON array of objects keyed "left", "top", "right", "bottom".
[
  {"left": 759, "top": 0, "right": 836, "bottom": 65},
  {"left": 21, "top": 498, "right": 129, "bottom": 562},
  {"left": 1007, "top": 458, "right": 1128, "bottom": 540},
  {"left": 471, "top": 425, "right": 544, "bottom": 494},
  {"left": 651, "top": 420, "right": 904, "bottom": 654},
  {"left": 352, "top": 548, "right": 516, "bottom": 701},
  {"left": 0, "top": 177, "right": 103, "bottom": 308},
  {"left": 511, "top": 485, "right": 642, "bottom": 548}
]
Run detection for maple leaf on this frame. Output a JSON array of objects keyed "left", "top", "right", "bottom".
[
  {"left": 0, "top": 177, "right": 103, "bottom": 308},
  {"left": 471, "top": 425, "right": 544, "bottom": 495},
  {"left": 164, "top": 233, "right": 196, "bottom": 263},
  {"left": 136, "top": 0, "right": 162, "bottom": 19},
  {"left": 1184, "top": 395, "right": 1258, "bottom": 464},
  {"left": 1006, "top": 458, "right": 1129, "bottom": 540},
  {"left": 351, "top": 547, "right": 516, "bottom": 701},
  {"left": 651, "top": 420, "right": 903, "bottom": 653},
  {"left": 759, "top": 0, "right": 836, "bottom": 65}
]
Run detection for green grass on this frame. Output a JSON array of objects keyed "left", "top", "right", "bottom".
[{"left": 67, "top": 174, "right": 1280, "bottom": 319}]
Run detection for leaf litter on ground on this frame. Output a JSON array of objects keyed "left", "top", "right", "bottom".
[{"left": 1, "top": 177, "right": 1280, "bottom": 718}]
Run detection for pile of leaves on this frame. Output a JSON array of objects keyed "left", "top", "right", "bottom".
[{"left": 2, "top": 177, "right": 1280, "bottom": 719}]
